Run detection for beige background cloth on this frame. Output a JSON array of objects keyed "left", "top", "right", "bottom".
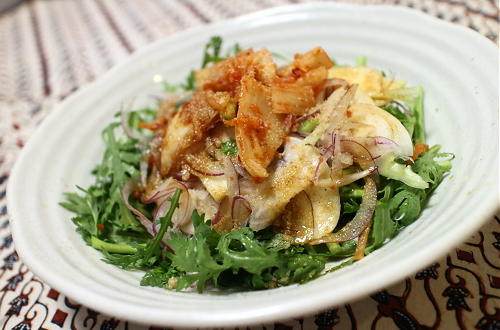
[{"left": 0, "top": 0, "right": 498, "bottom": 329}]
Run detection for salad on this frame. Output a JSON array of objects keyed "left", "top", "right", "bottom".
[{"left": 61, "top": 37, "right": 452, "bottom": 292}]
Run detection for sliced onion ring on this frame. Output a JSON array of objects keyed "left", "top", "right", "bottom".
[
  {"left": 120, "top": 110, "right": 148, "bottom": 145},
  {"left": 340, "top": 139, "right": 377, "bottom": 171},
  {"left": 224, "top": 157, "right": 240, "bottom": 197},
  {"left": 188, "top": 165, "right": 224, "bottom": 177},
  {"left": 211, "top": 196, "right": 231, "bottom": 227},
  {"left": 310, "top": 176, "right": 377, "bottom": 244},
  {"left": 139, "top": 154, "right": 149, "bottom": 187},
  {"left": 354, "top": 222, "right": 371, "bottom": 260},
  {"left": 231, "top": 196, "right": 252, "bottom": 228},
  {"left": 154, "top": 180, "right": 191, "bottom": 230},
  {"left": 120, "top": 180, "right": 155, "bottom": 236},
  {"left": 333, "top": 166, "right": 378, "bottom": 187},
  {"left": 313, "top": 133, "right": 337, "bottom": 182},
  {"left": 232, "top": 160, "right": 251, "bottom": 179},
  {"left": 294, "top": 109, "right": 320, "bottom": 125},
  {"left": 143, "top": 189, "right": 175, "bottom": 204}
]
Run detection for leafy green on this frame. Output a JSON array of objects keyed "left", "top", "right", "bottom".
[
  {"left": 140, "top": 266, "right": 169, "bottom": 287},
  {"left": 366, "top": 145, "right": 452, "bottom": 252},
  {"left": 377, "top": 153, "right": 429, "bottom": 189},
  {"left": 102, "top": 189, "right": 181, "bottom": 270},
  {"left": 271, "top": 51, "right": 292, "bottom": 63},
  {"left": 163, "top": 211, "right": 326, "bottom": 292},
  {"left": 220, "top": 139, "right": 238, "bottom": 156},
  {"left": 411, "top": 87, "right": 425, "bottom": 143},
  {"left": 326, "top": 241, "right": 357, "bottom": 257},
  {"left": 356, "top": 55, "right": 367, "bottom": 67},
  {"left": 180, "top": 70, "right": 196, "bottom": 91},
  {"left": 412, "top": 145, "right": 453, "bottom": 187},
  {"left": 140, "top": 264, "right": 183, "bottom": 288},
  {"left": 91, "top": 236, "right": 137, "bottom": 254},
  {"left": 226, "top": 43, "right": 242, "bottom": 57},
  {"left": 163, "top": 82, "right": 178, "bottom": 93},
  {"left": 60, "top": 109, "right": 156, "bottom": 249},
  {"left": 61, "top": 44, "right": 452, "bottom": 293},
  {"left": 298, "top": 119, "right": 318, "bottom": 133},
  {"left": 201, "top": 36, "right": 224, "bottom": 68}
]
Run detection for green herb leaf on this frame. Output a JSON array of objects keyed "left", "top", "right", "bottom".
[
  {"left": 226, "top": 43, "right": 242, "bottom": 57},
  {"left": 356, "top": 55, "right": 367, "bottom": 67},
  {"left": 201, "top": 36, "right": 224, "bottom": 68},
  {"left": 180, "top": 70, "right": 196, "bottom": 91},
  {"left": 298, "top": 119, "right": 318, "bottom": 133},
  {"left": 220, "top": 139, "right": 238, "bottom": 156}
]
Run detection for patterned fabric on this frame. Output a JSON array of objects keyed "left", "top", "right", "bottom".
[{"left": 0, "top": 0, "right": 498, "bottom": 329}]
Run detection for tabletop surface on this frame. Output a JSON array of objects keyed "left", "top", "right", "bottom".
[{"left": 0, "top": 0, "right": 498, "bottom": 329}]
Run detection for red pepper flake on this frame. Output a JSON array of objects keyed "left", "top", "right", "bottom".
[
  {"left": 292, "top": 68, "right": 303, "bottom": 79},
  {"left": 147, "top": 154, "right": 155, "bottom": 168},
  {"left": 225, "top": 118, "right": 237, "bottom": 127},
  {"left": 97, "top": 223, "right": 105, "bottom": 230},
  {"left": 412, "top": 142, "right": 429, "bottom": 160},
  {"left": 252, "top": 177, "right": 265, "bottom": 184},
  {"left": 139, "top": 117, "right": 169, "bottom": 131}
]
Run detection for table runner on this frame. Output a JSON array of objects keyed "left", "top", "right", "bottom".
[{"left": 0, "top": 0, "right": 498, "bottom": 329}]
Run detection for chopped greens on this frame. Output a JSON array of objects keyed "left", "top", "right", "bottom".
[
  {"left": 298, "top": 119, "right": 318, "bottom": 133},
  {"left": 180, "top": 70, "right": 196, "bottom": 91},
  {"left": 61, "top": 37, "right": 452, "bottom": 293},
  {"left": 201, "top": 36, "right": 224, "bottom": 68},
  {"left": 356, "top": 55, "right": 367, "bottom": 67},
  {"left": 220, "top": 139, "right": 238, "bottom": 156},
  {"left": 411, "top": 87, "right": 426, "bottom": 143},
  {"left": 271, "top": 51, "right": 292, "bottom": 63},
  {"left": 226, "top": 42, "right": 242, "bottom": 57}
]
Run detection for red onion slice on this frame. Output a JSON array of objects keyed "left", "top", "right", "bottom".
[
  {"left": 294, "top": 109, "right": 321, "bottom": 125},
  {"left": 153, "top": 180, "right": 191, "bottom": 231},
  {"left": 139, "top": 154, "right": 149, "bottom": 187},
  {"left": 211, "top": 196, "right": 231, "bottom": 227},
  {"left": 390, "top": 100, "right": 412, "bottom": 116},
  {"left": 232, "top": 161, "right": 251, "bottom": 179},
  {"left": 231, "top": 196, "right": 252, "bottom": 228},
  {"left": 120, "top": 110, "right": 148, "bottom": 144},
  {"left": 120, "top": 180, "right": 155, "bottom": 236},
  {"left": 188, "top": 166, "right": 224, "bottom": 177},
  {"left": 345, "top": 136, "right": 399, "bottom": 160},
  {"left": 313, "top": 156, "right": 324, "bottom": 182},
  {"left": 290, "top": 131, "right": 309, "bottom": 139},
  {"left": 313, "top": 133, "right": 337, "bottom": 182},
  {"left": 224, "top": 157, "right": 240, "bottom": 198},
  {"left": 144, "top": 189, "right": 175, "bottom": 204},
  {"left": 340, "top": 139, "right": 378, "bottom": 171},
  {"left": 311, "top": 176, "right": 377, "bottom": 244},
  {"left": 149, "top": 94, "right": 165, "bottom": 101},
  {"left": 333, "top": 166, "right": 378, "bottom": 187},
  {"left": 372, "top": 136, "right": 398, "bottom": 146}
]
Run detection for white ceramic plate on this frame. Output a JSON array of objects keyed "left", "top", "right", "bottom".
[{"left": 8, "top": 3, "right": 498, "bottom": 327}]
